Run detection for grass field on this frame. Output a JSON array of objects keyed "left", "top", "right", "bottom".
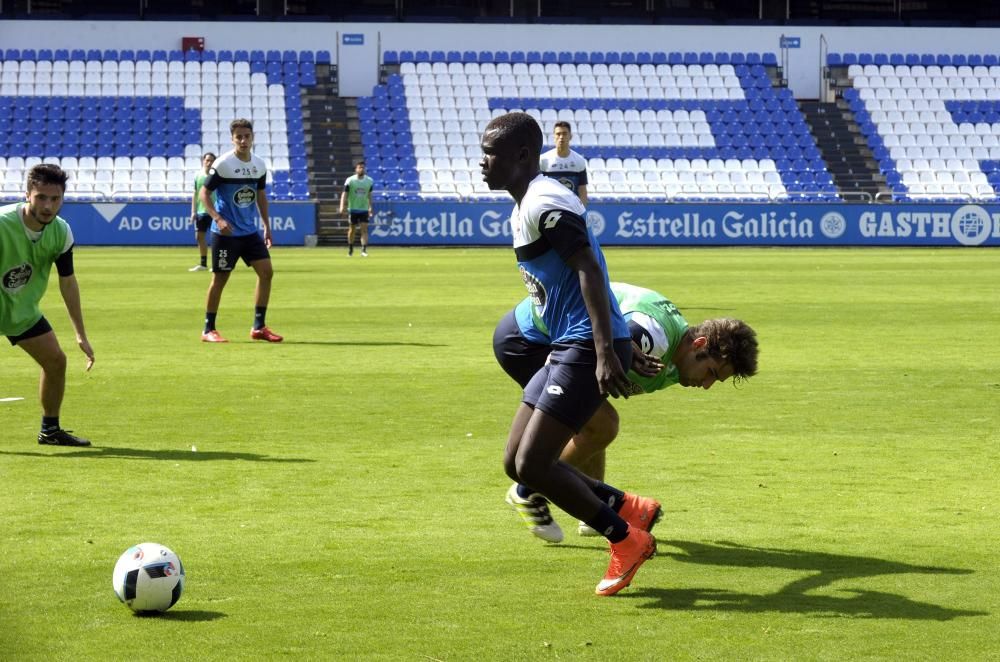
[{"left": 2, "top": 246, "right": 999, "bottom": 661}]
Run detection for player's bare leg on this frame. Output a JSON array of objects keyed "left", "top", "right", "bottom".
[
  {"left": 20, "top": 331, "right": 90, "bottom": 446},
  {"left": 560, "top": 400, "right": 619, "bottom": 480},
  {"left": 249, "top": 258, "right": 282, "bottom": 342},
  {"left": 202, "top": 270, "right": 231, "bottom": 342},
  {"left": 346, "top": 224, "right": 355, "bottom": 256},
  {"left": 18, "top": 330, "right": 67, "bottom": 418},
  {"left": 360, "top": 222, "right": 369, "bottom": 256}
]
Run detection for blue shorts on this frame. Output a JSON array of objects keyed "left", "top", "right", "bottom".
[
  {"left": 211, "top": 232, "right": 270, "bottom": 272},
  {"left": 523, "top": 338, "right": 632, "bottom": 433},
  {"left": 6, "top": 315, "right": 52, "bottom": 346},
  {"left": 492, "top": 307, "right": 550, "bottom": 389}
]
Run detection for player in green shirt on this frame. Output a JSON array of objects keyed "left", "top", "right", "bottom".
[
  {"left": 339, "top": 161, "right": 374, "bottom": 257},
  {"left": 1, "top": 164, "right": 95, "bottom": 446},
  {"left": 188, "top": 152, "right": 216, "bottom": 271},
  {"left": 494, "top": 281, "right": 759, "bottom": 539}
]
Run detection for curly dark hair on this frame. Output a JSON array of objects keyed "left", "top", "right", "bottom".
[
  {"left": 687, "top": 318, "right": 759, "bottom": 383},
  {"left": 26, "top": 163, "right": 69, "bottom": 192}
]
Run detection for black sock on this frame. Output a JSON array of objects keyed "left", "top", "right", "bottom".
[
  {"left": 586, "top": 503, "right": 629, "bottom": 543},
  {"left": 591, "top": 482, "right": 627, "bottom": 511},
  {"left": 516, "top": 483, "right": 534, "bottom": 499},
  {"left": 253, "top": 306, "right": 266, "bottom": 330},
  {"left": 200, "top": 255, "right": 207, "bottom": 267},
  {"left": 204, "top": 312, "right": 217, "bottom": 333},
  {"left": 42, "top": 416, "right": 59, "bottom": 433}
]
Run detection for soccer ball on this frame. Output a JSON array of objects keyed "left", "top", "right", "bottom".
[{"left": 112, "top": 542, "right": 185, "bottom": 613}]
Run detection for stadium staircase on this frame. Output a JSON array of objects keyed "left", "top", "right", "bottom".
[
  {"left": 798, "top": 100, "right": 884, "bottom": 200},
  {"left": 302, "top": 62, "right": 357, "bottom": 245}
]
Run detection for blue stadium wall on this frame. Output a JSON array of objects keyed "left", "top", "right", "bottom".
[
  {"left": 61, "top": 201, "right": 1000, "bottom": 247},
  {"left": 6, "top": 20, "right": 1000, "bottom": 247}
]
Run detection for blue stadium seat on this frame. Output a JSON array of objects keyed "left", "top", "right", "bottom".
[
  {"left": 54, "top": 49, "right": 69, "bottom": 60},
  {"left": 316, "top": 50, "right": 331, "bottom": 64},
  {"left": 478, "top": 50, "right": 494, "bottom": 63},
  {"left": 429, "top": 50, "right": 445, "bottom": 63},
  {"left": 889, "top": 53, "right": 904, "bottom": 65},
  {"left": 446, "top": 50, "right": 462, "bottom": 63},
  {"left": 415, "top": 50, "right": 430, "bottom": 63},
  {"left": 462, "top": 50, "right": 477, "bottom": 62}
]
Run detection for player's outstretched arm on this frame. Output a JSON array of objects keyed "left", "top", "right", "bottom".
[{"left": 59, "top": 273, "right": 94, "bottom": 371}]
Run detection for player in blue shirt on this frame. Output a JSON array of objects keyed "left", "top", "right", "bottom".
[
  {"left": 199, "top": 119, "right": 283, "bottom": 343},
  {"left": 480, "top": 112, "right": 658, "bottom": 596}
]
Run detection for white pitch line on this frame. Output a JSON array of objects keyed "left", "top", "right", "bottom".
[{"left": 0, "top": 397, "right": 25, "bottom": 402}]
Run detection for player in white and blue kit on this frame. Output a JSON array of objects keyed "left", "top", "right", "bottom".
[
  {"left": 480, "top": 112, "right": 659, "bottom": 596},
  {"left": 199, "top": 118, "right": 283, "bottom": 343}
]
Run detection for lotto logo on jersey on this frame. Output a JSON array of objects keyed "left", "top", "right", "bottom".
[
  {"left": 2, "top": 263, "right": 32, "bottom": 293},
  {"left": 233, "top": 186, "right": 256, "bottom": 208}
]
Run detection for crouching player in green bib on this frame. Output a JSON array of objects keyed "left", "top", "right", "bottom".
[
  {"left": 494, "top": 281, "right": 759, "bottom": 540},
  {"left": 1, "top": 164, "right": 95, "bottom": 446}
]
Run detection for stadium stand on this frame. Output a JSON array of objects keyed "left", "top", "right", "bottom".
[
  {"left": 829, "top": 52, "right": 1000, "bottom": 202},
  {"left": 0, "top": 48, "right": 322, "bottom": 201},
  {"left": 361, "top": 50, "right": 838, "bottom": 203}
]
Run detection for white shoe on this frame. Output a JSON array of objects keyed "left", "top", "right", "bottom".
[
  {"left": 578, "top": 521, "right": 601, "bottom": 537},
  {"left": 505, "top": 483, "right": 564, "bottom": 543},
  {"left": 361, "top": 250, "right": 368, "bottom": 257},
  {"left": 189, "top": 264, "right": 208, "bottom": 271}
]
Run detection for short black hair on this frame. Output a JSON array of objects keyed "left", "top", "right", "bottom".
[
  {"left": 485, "top": 112, "right": 543, "bottom": 159},
  {"left": 554, "top": 121, "right": 572, "bottom": 132},
  {"left": 26, "top": 164, "right": 69, "bottom": 192},
  {"left": 202, "top": 152, "right": 217, "bottom": 160}
]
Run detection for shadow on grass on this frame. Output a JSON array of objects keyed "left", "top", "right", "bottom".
[
  {"left": 0, "top": 447, "right": 314, "bottom": 463},
  {"left": 624, "top": 539, "right": 986, "bottom": 621},
  {"left": 135, "top": 609, "right": 226, "bottom": 622}
]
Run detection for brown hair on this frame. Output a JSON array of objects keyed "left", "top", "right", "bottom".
[
  {"left": 26, "top": 163, "right": 69, "bottom": 192},
  {"left": 687, "top": 318, "right": 759, "bottom": 383},
  {"left": 230, "top": 118, "right": 254, "bottom": 134}
]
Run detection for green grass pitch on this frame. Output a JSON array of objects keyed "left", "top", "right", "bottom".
[{"left": 2, "top": 246, "right": 999, "bottom": 661}]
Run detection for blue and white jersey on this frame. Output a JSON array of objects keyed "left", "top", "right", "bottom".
[
  {"left": 203, "top": 149, "right": 267, "bottom": 237},
  {"left": 509, "top": 174, "right": 627, "bottom": 344},
  {"left": 539, "top": 148, "right": 588, "bottom": 197}
]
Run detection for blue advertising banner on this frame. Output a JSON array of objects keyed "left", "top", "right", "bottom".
[
  {"left": 61, "top": 202, "right": 316, "bottom": 246},
  {"left": 368, "top": 202, "right": 1000, "bottom": 247}
]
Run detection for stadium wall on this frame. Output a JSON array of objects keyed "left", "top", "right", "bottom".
[
  {"left": 62, "top": 200, "right": 1000, "bottom": 247},
  {"left": 5, "top": 20, "right": 1000, "bottom": 97}
]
